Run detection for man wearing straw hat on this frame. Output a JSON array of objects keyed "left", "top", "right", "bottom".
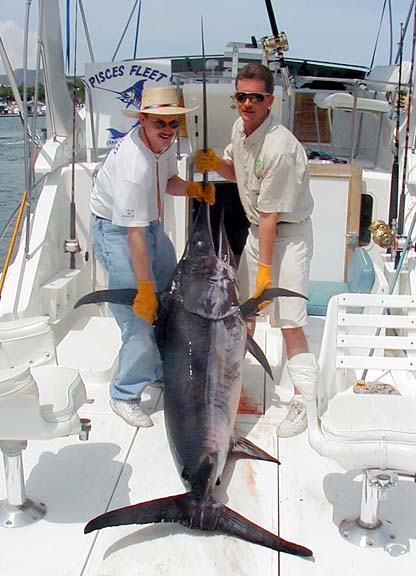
[{"left": 91, "top": 86, "right": 214, "bottom": 428}]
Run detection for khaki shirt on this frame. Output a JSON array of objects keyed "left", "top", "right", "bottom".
[{"left": 223, "top": 114, "right": 314, "bottom": 225}]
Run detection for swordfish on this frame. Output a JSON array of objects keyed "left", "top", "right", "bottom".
[{"left": 77, "top": 203, "right": 312, "bottom": 559}]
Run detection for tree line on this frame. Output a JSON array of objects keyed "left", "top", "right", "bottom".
[{"left": 0, "top": 80, "right": 85, "bottom": 104}]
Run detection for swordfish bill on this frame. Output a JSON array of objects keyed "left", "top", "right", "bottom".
[{"left": 80, "top": 203, "right": 312, "bottom": 558}]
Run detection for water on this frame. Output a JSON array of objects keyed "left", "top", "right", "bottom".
[{"left": 0, "top": 115, "right": 46, "bottom": 263}]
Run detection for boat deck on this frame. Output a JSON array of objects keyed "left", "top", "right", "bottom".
[{"left": 1, "top": 316, "right": 416, "bottom": 575}]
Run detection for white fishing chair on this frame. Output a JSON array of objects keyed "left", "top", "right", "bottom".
[
  {"left": 297, "top": 293, "right": 416, "bottom": 548},
  {"left": 313, "top": 62, "right": 410, "bottom": 166},
  {"left": 0, "top": 365, "right": 90, "bottom": 527}
]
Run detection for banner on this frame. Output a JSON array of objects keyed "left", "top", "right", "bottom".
[{"left": 85, "top": 59, "right": 172, "bottom": 150}]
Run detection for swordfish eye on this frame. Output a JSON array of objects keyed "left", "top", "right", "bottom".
[{"left": 193, "top": 240, "right": 210, "bottom": 257}]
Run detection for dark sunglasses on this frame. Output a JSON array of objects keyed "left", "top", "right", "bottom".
[
  {"left": 148, "top": 117, "right": 180, "bottom": 130},
  {"left": 234, "top": 92, "right": 272, "bottom": 103}
]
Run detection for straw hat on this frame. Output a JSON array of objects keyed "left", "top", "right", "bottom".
[{"left": 122, "top": 86, "right": 198, "bottom": 118}]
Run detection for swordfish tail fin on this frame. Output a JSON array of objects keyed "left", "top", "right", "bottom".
[{"left": 84, "top": 493, "right": 313, "bottom": 558}]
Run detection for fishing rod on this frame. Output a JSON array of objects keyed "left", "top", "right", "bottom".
[
  {"left": 66, "top": 0, "right": 81, "bottom": 269},
  {"left": 263, "top": 0, "right": 292, "bottom": 95},
  {"left": 397, "top": 3, "right": 416, "bottom": 249},
  {"left": 388, "top": 22, "right": 404, "bottom": 235},
  {"left": 394, "top": 0, "right": 416, "bottom": 64}
]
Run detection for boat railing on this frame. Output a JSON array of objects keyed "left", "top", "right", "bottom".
[
  {"left": 0, "top": 167, "right": 49, "bottom": 298},
  {"left": 293, "top": 72, "right": 405, "bottom": 164},
  {"left": 0, "top": 190, "right": 27, "bottom": 299}
]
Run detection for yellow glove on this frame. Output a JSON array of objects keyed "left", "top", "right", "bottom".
[
  {"left": 194, "top": 148, "right": 221, "bottom": 173},
  {"left": 133, "top": 281, "right": 158, "bottom": 324},
  {"left": 186, "top": 182, "right": 203, "bottom": 202},
  {"left": 185, "top": 182, "right": 216, "bottom": 205},
  {"left": 202, "top": 182, "right": 216, "bottom": 205},
  {"left": 252, "top": 263, "right": 272, "bottom": 311}
]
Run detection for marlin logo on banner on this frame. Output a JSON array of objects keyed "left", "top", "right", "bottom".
[
  {"left": 93, "top": 79, "right": 147, "bottom": 140},
  {"left": 85, "top": 60, "right": 172, "bottom": 149},
  {"left": 112, "top": 78, "right": 147, "bottom": 110}
]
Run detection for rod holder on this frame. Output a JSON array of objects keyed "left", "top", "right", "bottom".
[{"left": 79, "top": 418, "right": 91, "bottom": 441}]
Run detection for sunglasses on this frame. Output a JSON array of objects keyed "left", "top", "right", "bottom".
[
  {"left": 234, "top": 92, "right": 272, "bottom": 103},
  {"left": 148, "top": 117, "right": 180, "bottom": 130}
]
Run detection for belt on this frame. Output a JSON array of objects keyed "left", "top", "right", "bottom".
[
  {"left": 93, "top": 214, "right": 110, "bottom": 222},
  {"left": 251, "top": 221, "right": 295, "bottom": 228}
]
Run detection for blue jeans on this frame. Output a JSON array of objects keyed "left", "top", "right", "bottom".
[{"left": 92, "top": 216, "right": 177, "bottom": 400}]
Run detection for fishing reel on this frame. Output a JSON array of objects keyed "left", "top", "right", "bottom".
[
  {"left": 261, "top": 32, "right": 289, "bottom": 57},
  {"left": 64, "top": 238, "right": 81, "bottom": 253},
  {"left": 369, "top": 220, "right": 395, "bottom": 249},
  {"left": 261, "top": 32, "right": 292, "bottom": 96}
]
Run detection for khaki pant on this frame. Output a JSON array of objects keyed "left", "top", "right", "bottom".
[{"left": 238, "top": 218, "right": 313, "bottom": 328}]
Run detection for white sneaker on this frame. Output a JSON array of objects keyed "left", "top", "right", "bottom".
[
  {"left": 109, "top": 399, "right": 153, "bottom": 428},
  {"left": 277, "top": 397, "right": 307, "bottom": 438}
]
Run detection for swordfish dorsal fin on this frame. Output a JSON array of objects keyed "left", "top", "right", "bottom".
[{"left": 84, "top": 493, "right": 313, "bottom": 558}]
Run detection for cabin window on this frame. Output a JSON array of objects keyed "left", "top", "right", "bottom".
[{"left": 359, "top": 193, "right": 373, "bottom": 246}]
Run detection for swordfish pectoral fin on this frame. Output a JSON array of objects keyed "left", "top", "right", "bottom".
[
  {"left": 239, "top": 287, "right": 308, "bottom": 319},
  {"left": 230, "top": 435, "right": 280, "bottom": 464},
  {"left": 74, "top": 289, "right": 137, "bottom": 308},
  {"left": 246, "top": 334, "right": 274, "bottom": 380}
]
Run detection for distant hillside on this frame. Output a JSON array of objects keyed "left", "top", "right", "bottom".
[{"left": 0, "top": 69, "right": 45, "bottom": 86}]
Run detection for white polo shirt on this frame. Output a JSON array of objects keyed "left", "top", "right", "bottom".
[
  {"left": 223, "top": 114, "right": 313, "bottom": 225},
  {"left": 91, "top": 128, "right": 177, "bottom": 227}
]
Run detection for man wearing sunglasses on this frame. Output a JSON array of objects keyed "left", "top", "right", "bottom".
[
  {"left": 195, "top": 63, "right": 318, "bottom": 438},
  {"left": 91, "top": 86, "right": 213, "bottom": 428}
]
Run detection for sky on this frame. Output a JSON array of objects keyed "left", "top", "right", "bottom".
[{"left": 0, "top": 0, "right": 415, "bottom": 76}]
